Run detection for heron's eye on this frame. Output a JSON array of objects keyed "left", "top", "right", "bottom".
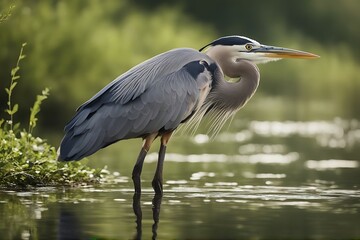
[{"left": 245, "top": 44, "right": 253, "bottom": 51}]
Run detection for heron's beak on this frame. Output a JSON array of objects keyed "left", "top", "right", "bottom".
[{"left": 254, "top": 45, "right": 319, "bottom": 59}]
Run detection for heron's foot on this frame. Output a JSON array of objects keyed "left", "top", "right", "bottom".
[{"left": 152, "top": 178, "right": 163, "bottom": 195}]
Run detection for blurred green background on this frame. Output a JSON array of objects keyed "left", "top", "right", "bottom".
[
  {"left": 0, "top": 0, "right": 359, "bottom": 145},
  {"left": 1, "top": 3, "right": 360, "bottom": 238}
]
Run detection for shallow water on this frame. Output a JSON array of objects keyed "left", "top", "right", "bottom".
[
  {"left": 1, "top": 119, "right": 360, "bottom": 239},
  {"left": 1, "top": 182, "right": 359, "bottom": 239}
]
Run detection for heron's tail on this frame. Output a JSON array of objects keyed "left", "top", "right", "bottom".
[
  {"left": 58, "top": 108, "right": 107, "bottom": 161},
  {"left": 58, "top": 132, "right": 102, "bottom": 161}
]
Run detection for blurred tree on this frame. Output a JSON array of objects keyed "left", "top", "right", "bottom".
[
  {"left": 0, "top": 0, "right": 359, "bottom": 143},
  {"left": 0, "top": 0, "right": 214, "bottom": 136},
  {"left": 133, "top": 0, "right": 360, "bottom": 59}
]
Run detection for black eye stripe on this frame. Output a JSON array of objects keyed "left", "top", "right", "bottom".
[
  {"left": 209, "top": 36, "right": 252, "bottom": 47},
  {"left": 199, "top": 36, "right": 253, "bottom": 52}
]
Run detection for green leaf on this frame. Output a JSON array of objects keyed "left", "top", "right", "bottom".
[
  {"left": 11, "top": 66, "right": 19, "bottom": 77},
  {"left": 11, "top": 104, "right": 18, "bottom": 114},
  {"left": 42, "top": 88, "right": 50, "bottom": 95},
  {"left": 10, "top": 82, "right": 17, "bottom": 91},
  {"left": 11, "top": 75, "right": 20, "bottom": 81},
  {"left": 13, "top": 123, "right": 20, "bottom": 131}
]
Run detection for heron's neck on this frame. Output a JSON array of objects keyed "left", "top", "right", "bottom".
[{"left": 205, "top": 47, "right": 260, "bottom": 111}]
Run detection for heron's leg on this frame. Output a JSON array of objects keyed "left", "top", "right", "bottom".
[
  {"left": 152, "top": 131, "right": 173, "bottom": 195},
  {"left": 132, "top": 148, "right": 147, "bottom": 194},
  {"left": 132, "top": 133, "right": 157, "bottom": 194}
]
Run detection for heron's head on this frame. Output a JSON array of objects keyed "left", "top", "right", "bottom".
[{"left": 200, "top": 36, "right": 319, "bottom": 64}]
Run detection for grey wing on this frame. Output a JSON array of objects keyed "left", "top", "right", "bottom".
[
  {"left": 106, "top": 60, "right": 213, "bottom": 138},
  {"left": 59, "top": 54, "right": 213, "bottom": 161},
  {"left": 77, "top": 48, "right": 212, "bottom": 110}
]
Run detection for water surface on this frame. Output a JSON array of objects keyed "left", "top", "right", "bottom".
[{"left": 1, "top": 119, "right": 360, "bottom": 239}]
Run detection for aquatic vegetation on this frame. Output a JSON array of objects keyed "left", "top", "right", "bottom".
[{"left": 0, "top": 43, "right": 101, "bottom": 188}]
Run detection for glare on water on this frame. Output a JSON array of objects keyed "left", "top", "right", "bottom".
[{"left": 1, "top": 119, "right": 360, "bottom": 239}]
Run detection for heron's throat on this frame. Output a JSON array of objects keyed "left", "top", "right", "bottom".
[
  {"left": 205, "top": 46, "right": 260, "bottom": 111},
  {"left": 214, "top": 69, "right": 259, "bottom": 112},
  {"left": 205, "top": 46, "right": 240, "bottom": 78}
]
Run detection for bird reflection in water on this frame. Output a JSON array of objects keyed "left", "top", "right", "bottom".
[
  {"left": 133, "top": 193, "right": 163, "bottom": 240},
  {"left": 58, "top": 208, "right": 84, "bottom": 240}
]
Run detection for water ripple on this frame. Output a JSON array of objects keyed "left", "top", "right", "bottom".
[
  {"left": 146, "top": 152, "right": 298, "bottom": 164},
  {"left": 306, "top": 159, "right": 359, "bottom": 170}
]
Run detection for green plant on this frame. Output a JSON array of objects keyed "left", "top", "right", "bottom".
[
  {"left": 0, "top": 3, "right": 14, "bottom": 23},
  {"left": 28, "top": 87, "right": 49, "bottom": 134},
  {"left": 0, "top": 43, "right": 103, "bottom": 188},
  {"left": 0, "top": 130, "right": 101, "bottom": 187},
  {"left": 4, "top": 42, "right": 26, "bottom": 132}
]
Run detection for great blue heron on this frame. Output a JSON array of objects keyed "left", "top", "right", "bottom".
[{"left": 58, "top": 36, "right": 318, "bottom": 194}]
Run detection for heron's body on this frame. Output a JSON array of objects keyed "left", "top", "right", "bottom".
[
  {"left": 59, "top": 36, "right": 318, "bottom": 194},
  {"left": 60, "top": 48, "right": 217, "bottom": 160}
]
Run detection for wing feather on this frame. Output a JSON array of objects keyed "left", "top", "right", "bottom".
[
  {"left": 59, "top": 49, "right": 215, "bottom": 161},
  {"left": 76, "top": 48, "right": 209, "bottom": 111}
]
